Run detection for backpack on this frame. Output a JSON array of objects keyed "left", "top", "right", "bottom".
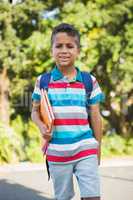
[
  {"left": 39, "top": 71, "right": 93, "bottom": 180},
  {"left": 40, "top": 71, "right": 93, "bottom": 100}
]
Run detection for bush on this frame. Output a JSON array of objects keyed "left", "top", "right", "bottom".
[
  {"left": 101, "top": 133, "right": 133, "bottom": 157},
  {"left": 1, "top": 117, "right": 133, "bottom": 163},
  {"left": 125, "top": 138, "right": 133, "bottom": 155},
  {"left": 0, "top": 117, "right": 44, "bottom": 164},
  {"left": 25, "top": 140, "right": 43, "bottom": 163},
  {"left": 25, "top": 120, "right": 44, "bottom": 163},
  {"left": 0, "top": 122, "right": 25, "bottom": 163}
]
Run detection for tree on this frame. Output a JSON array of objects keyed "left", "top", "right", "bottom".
[
  {"left": 0, "top": 0, "right": 132, "bottom": 136},
  {"left": 0, "top": 0, "right": 48, "bottom": 124},
  {"left": 58, "top": 0, "right": 133, "bottom": 136}
]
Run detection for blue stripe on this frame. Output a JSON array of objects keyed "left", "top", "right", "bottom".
[
  {"left": 53, "top": 124, "right": 90, "bottom": 134},
  {"left": 48, "top": 88, "right": 85, "bottom": 95},
  {"left": 48, "top": 93, "right": 86, "bottom": 101},
  {"left": 50, "top": 131, "right": 93, "bottom": 144},
  {"left": 87, "top": 93, "right": 105, "bottom": 105},
  {"left": 32, "top": 93, "right": 41, "bottom": 101},
  {"left": 50, "top": 99, "right": 86, "bottom": 106},
  {"left": 52, "top": 129, "right": 91, "bottom": 139}
]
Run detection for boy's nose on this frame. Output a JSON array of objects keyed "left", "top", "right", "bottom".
[{"left": 61, "top": 45, "right": 68, "bottom": 52}]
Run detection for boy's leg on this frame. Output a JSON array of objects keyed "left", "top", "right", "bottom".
[
  {"left": 74, "top": 155, "right": 101, "bottom": 199},
  {"left": 48, "top": 162, "right": 75, "bottom": 200}
]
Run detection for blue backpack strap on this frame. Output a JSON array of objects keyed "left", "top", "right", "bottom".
[
  {"left": 39, "top": 72, "right": 51, "bottom": 90},
  {"left": 81, "top": 71, "right": 93, "bottom": 100}
]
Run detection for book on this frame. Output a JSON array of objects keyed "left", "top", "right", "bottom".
[{"left": 39, "top": 89, "right": 55, "bottom": 141}]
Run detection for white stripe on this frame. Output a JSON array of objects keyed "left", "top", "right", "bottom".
[
  {"left": 48, "top": 88, "right": 85, "bottom": 94},
  {"left": 54, "top": 112, "right": 88, "bottom": 119},
  {"left": 48, "top": 138, "right": 98, "bottom": 151},
  {"left": 90, "top": 87, "right": 102, "bottom": 98},
  {"left": 33, "top": 89, "right": 41, "bottom": 95},
  {"left": 52, "top": 106, "right": 87, "bottom": 113},
  {"left": 38, "top": 75, "right": 42, "bottom": 80},
  {"left": 90, "top": 74, "right": 96, "bottom": 82},
  {"left": 33, "top": 75, "right": 42, "bottom": 95},
  {"left": 53, "top": 124, "right": 90, "bottom": 132}
]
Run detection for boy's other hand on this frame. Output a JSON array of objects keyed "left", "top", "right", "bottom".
[
  {"left": 97, "top": 145, "right": 101, "bottom": 165},
  {"left": 31, "top": 101, "right": 52, "bottom": 141},
  {"left": 38, "top": 122, "right": 52, "bottom": 141}
]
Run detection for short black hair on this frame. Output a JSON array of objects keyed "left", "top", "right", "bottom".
[{"left": 51, "top": 23, "right": 80, "bottom": 48}]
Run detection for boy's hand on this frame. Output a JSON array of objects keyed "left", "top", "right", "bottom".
[
  {"left": 97, "top": 145, "right": 101, "bottom": 165},
  {"left": 90, "top": 104, "right": 102, "bottom": 166},
  {"left": 31, "top": 101, "right": 52, "bottom": 141},
  {"left": 38, "top": 122, "right": 52, "bottom": 141}
]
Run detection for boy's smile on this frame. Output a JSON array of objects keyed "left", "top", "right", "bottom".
[{"left": 52, "top": 32, "right": 80, "bottom": 68}]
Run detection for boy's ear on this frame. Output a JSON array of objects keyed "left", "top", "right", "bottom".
[
  {"left": 50, "top": 48, "right": 53, "bottom": 56},
  {"left": 76, "top": 47, "right": 80, "bottom": 56}
]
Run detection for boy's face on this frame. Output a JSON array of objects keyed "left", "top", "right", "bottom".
[{"left": 51, "top": 32, "right": 80, "bottom": 68}]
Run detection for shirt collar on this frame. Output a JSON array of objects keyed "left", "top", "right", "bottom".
[{"left": 51, "top": 66, "right": 83, "bottom": 82}]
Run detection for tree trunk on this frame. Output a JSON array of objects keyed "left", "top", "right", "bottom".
[{"left": 0, "top": 67, "right": 10, "bottom": 125}]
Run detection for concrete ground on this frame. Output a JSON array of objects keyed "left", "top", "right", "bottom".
[{"left": 0, "top": 157, "right": 133, "bottom": 200}]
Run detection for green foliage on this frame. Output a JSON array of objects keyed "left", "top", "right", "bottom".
[
  {"left": 25, "top": 120, "right": 44, "bottom": 162},
  {"left": 125, "top": 138, "right": 133, "bottom": 155},
  {"left": 25, "top": 141, "right": 43, "bottom": 163},
  {"left": 102, "top": 133, "right": 133, "bottom": 157},
  {"left": 0, "top": 122, "right": 25, "bottom": 163},
  {"left": 1, "top": 117, "right": 133, "bottom": 163},
  {"left": 11, "top": 115, "right": 25, "bottom": 145},
  {"left": 0, "top": 0, "right": 132, "bottom": 135},
  {"left": 0, "top": 118, "right": 44, "bottom": 164},
  {"left": 0, "top": 0, "right": 133, "bottom": 163}
]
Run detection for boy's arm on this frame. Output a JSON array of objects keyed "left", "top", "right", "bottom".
[
  {"left": 89, "top": 104, "right": 103, "bottom": 165},
  {"left": 31, "top": 101, "right": 51, "bottom": 139}
]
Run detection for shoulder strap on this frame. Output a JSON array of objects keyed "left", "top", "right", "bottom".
[
  {"left": 40, "top": 72, "right": 51, "bottom": 90},
  {"left": 81, "top": 71, "right": 93, "bottom": 99},
  {"left": 39, "top": 71, "right": 93, "bottom": 96}
]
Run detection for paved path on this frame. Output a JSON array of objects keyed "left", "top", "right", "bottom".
[{"left": 0, "top": 158, "right": 133, "bottom": 200}]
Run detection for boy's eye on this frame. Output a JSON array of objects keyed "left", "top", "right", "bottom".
[
  {"left": 67, "top": 45, "right": 74, "bottom": 48},
  {"left": 56, "top": 44, "right": 62, "bottom": 48},
  {"left": 55, "top": 44, "right": 74, "bottom": 48}
]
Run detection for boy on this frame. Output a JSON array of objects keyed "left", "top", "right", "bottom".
[{"left": 31, "top": 23, "right": 104, "bottom": 200}]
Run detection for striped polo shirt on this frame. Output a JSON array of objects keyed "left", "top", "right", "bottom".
[{"left": 32, "top": 66, "right": 104, "bottom": 164}]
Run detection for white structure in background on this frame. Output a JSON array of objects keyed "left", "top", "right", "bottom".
[
  {"left": 7, "top": 0, "right": 22, "bottom": 4},
  {"left": 13, "top": 0, "right": 22, "bottom": 4}
]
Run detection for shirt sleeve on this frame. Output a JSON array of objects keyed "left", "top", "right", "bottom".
[
  {"left": 32, "top": 75, "right": 42, "bottom": 101},
  {"left": 87, "top": 75, "right": 105, "bottom": 105}
]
